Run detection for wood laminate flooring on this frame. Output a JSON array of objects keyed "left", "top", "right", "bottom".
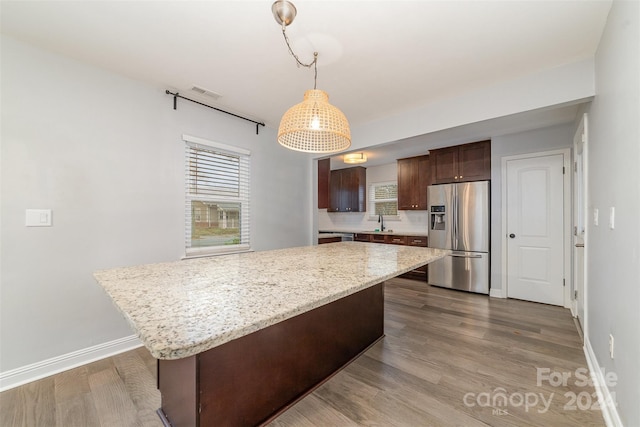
[{"left": 0, "top": 278, "right": 605, "bottom": 426}]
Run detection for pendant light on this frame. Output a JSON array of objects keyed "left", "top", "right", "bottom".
[{"left": 272, "top": 0, "right": 351, "bottom": 153}]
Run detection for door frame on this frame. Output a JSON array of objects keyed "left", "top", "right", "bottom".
[
  {"left": 572, "top": 113, "right": 589, "bottom": 334},
  {"left": 500, "top": 148, "right": 572, "bottom": 308}
]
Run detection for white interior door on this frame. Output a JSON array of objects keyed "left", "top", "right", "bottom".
[
  {"left": 573, "top": 114, "right": 588, "bottom": 330},
  {"left": 506, "top": 154, "right": 565, "bottom": 305}
]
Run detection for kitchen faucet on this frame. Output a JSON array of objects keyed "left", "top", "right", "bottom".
[{"left": 378, "top": 214, "right": 385, "bottom": 232}]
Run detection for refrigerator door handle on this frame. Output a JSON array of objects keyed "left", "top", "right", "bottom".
[
  {"left": 448, "top": 254, "right": 483, "bottom": 259},
  {"left": 455, "top": 185, "right": 459, "bottom": 249},
  {"left": 452, "top": 185, "right": 458, "bottom": 250}
]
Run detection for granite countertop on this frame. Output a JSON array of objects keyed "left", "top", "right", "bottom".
[{"left": 94, "top": 242, "right": 448, "bottom": 360}]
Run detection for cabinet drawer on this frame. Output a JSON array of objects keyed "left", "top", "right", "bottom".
[
  {"left": 318, "top": 237, "right": 342, "bottom": 244},
  {"left": 407, "top": 236, "right": 428, "bottom": 247},
  {"left": 386, "top": 235, "right": 407, "bottom": 245},
  {"left": 370, "top": 234, "right": 386, "bottom": 243},
  {"left": 354, "top": 233, "right": 371, "bottom": 242}
]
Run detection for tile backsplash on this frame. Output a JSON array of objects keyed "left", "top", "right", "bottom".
[
  {"left": 318, "top": 209, "right": 428, "bottom": 234},
  {"left": 318, "top": 162, "right": 430, "bottom": 234}
]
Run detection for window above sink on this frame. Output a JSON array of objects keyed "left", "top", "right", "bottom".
[{"left": 369, "top": 181, "right": 398, "bottom": 217}]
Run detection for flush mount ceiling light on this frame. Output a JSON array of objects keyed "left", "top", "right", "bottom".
[
  {"left": 272, "top": 0, "right": 351, "bottom": 153},
  {"left": 343, "top": 153, "right": 367, "bottom": 164}
]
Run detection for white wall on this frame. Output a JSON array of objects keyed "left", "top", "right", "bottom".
[
  {"left": 0, "top": 36, "right": 312, "bottom": 374},
  {"left": 349, "top": 59, "right": 594, "bottom": 150},
  {"left": 585, "top": 1, "right": 640, "bottom": 425},
  {"left": 317, "top": 163, "right": 429, "bottom": 234},
  {"left": 490, "top": 124, "right": 574, "bottom": 294}
]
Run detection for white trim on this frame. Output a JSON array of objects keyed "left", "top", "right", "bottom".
[
  {"left": 182, "top": 133, "right": 251, "bottom": 156},
  {"left": 562, "top": 148, "right": 572, "bottom": 309},
  {"left": 570, "top": 300, "right": 578, "bottom": 318},
  {"left": 583, "top": 338, "right": 623, "bottom": 427},
  {"left": 500, "top": 148, "right": 572, "bottom": 307},
  {"left": 501, "top": 160, "right": 509, "bottom": 303},
  {"left": 489, "top": 288, "right": 506, "bottom": 298},
  {"left": 182, "top": 246, "right": 253, "bottom": 259},
  {"left": 368, "top": 180, "right": 398, "bottom": 218},
  {"left": 0, "top": 335, "right": 142, "bottom": 392},
  {"left": 572, "top": 112, "right": 589, "bottom": 336},
  {"left": 582, "top": 114, "right": 589, "bottom": 334},
  {"left": 184, "top": 136, "right": 251, "bottom": 256}
]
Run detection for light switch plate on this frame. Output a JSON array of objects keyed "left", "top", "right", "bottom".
[
  {"left": 26, "top": 209, "right": 52, "bottom": 227},
  {"left": 593, "top": 208, "right": 599, "bottom": 226}
]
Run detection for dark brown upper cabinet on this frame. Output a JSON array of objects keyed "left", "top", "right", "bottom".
[
  {"left": 397, "top": 155, "right": 430, "bottom": 210},
  {"left": 328, "top": 166, "right": 366, "bottom": 212},
  {"left": 318, "top": 158, "right": 330, "bottom": 209},
  {"left": 430, "top": 140, "right": 491, "bottom": 184}
]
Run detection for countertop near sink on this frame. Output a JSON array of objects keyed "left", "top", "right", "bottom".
[{"left": 319, "top": 228, "right": 428, "bottom": 237}]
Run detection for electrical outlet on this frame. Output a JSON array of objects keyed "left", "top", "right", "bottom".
[{"left": 609, "top": 334, "right": 615, "bottom": 359}]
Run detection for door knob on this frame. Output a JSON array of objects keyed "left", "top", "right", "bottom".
[{"left": 509, "top": 233, "right": 516, "bottom": 238}]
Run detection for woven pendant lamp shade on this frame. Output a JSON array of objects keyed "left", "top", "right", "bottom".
[{"left": 277, "top": 89, "right": 351, "bottom": 153}]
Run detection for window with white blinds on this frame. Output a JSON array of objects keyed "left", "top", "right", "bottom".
[
  {"left": 183, "top": 135, "right": 250, "bottom": 257},
  {"left": 369, "top": 181, "right": 398, "bottom": 216}
]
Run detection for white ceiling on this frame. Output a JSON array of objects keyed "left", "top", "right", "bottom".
[{"left": 1, "top": 0, "right": 611, "bottom": 164}]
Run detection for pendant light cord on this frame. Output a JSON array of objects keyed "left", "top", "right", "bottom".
[{"left": 281, "top": 25, "right": 318, "bottom": 89}]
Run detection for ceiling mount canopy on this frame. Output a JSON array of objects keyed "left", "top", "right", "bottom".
[
  {"left": 272, "top": 0, "right": 351, "bottom": 154},
  {"left": 271, "top": 0, "right": 297, "bottom": 27}
]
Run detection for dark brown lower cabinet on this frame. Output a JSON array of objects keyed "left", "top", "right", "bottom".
[
  {"left": 402, "top": 236, "right": 429, "bottom": 281},
  {"left": 318, "top": 236, "right": 342, "bottom": 244},
  {"left": 354, "top": 233, "right": 371, "bottom": 242},
  {"left": 371, "top": 233, "right": 386, "bottom": 243},
  {"left": 157, "top": 284, "right": 384, "bottom": 427}
]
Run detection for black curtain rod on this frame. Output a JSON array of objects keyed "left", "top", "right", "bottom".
[{"left": 165, "top": 90, "right": 266, "bottom": 135}]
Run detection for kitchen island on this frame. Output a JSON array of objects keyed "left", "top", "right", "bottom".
[{"left": 94, "top": 242, "right": 448, "bottom": 426}]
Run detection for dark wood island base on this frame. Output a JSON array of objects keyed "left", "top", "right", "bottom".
[{"left": 157, "top": 282, "right": 385, "bottom": 426}]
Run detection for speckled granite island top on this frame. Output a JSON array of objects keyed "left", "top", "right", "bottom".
[{"left": 94, "top": 242, "right": 449, "bottom": 360}]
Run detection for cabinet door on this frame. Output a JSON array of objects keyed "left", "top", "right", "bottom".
[
  {"left": 403, "top": 236, "right": 429, "bottom": 280},
  {"left": 329, "top": 167, "right": 366, "bottom": 212},
  {"left": 318, "top": 159, "right": 330, "bottom": 209},
  {"left": 347, "top": 167, "right": 366, "bottom": 212},
  {"left": 344, "top": 168, "right": 359, "bottom": 212},
  {"left": 385, "top": 235, "right": 407, "bottom": 245},
  {"left": 354, "top": 233, "right": 371, "bottom": 242},
  {"left": 398, "top": 155, "right": 429, "bottom": 210},
  {"left": 328, "top": 169, "right": 344, "bottom": 212},
  {"left": 397, "top": 157, "right": 418, "bottom": 210},
  {"left": 458, "top": 140, "right": 491, "bottom": 182},
  {"left": 417, "top": 155, "right": 430, "bottom": 210},
  {"left": 431, "top": 146, "right": 459, "bottom": 184},
  {"left": 371, "top": 234, "right": 386, "bottom": 243},
  {"left": 407, "top": 236, "right": 428, "bottom": 247}
]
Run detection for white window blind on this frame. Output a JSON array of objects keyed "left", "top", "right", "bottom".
[
  {"left": 184, "top": 135, "right": 250, "bottom": 256},
  {"left": 369, "top": 182, "right": 398, "bottom": 216}
]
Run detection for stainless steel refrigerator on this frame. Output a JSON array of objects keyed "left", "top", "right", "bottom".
[{"left": 427, "top": 181, "right": 490, "bottom": 294}]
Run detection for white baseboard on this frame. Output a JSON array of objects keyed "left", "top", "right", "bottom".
[
  {"left": 570, "top": 300, "right": 578, "bottom": 318},
  {"left": 489, "top": 288, "right": 505, "bottom": 298},
  {"left": 0, "top": 334, "right": 142, "bottom": 392},
  {"left": 583, "top": 337, "right": 623, "bottom": 427}
]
